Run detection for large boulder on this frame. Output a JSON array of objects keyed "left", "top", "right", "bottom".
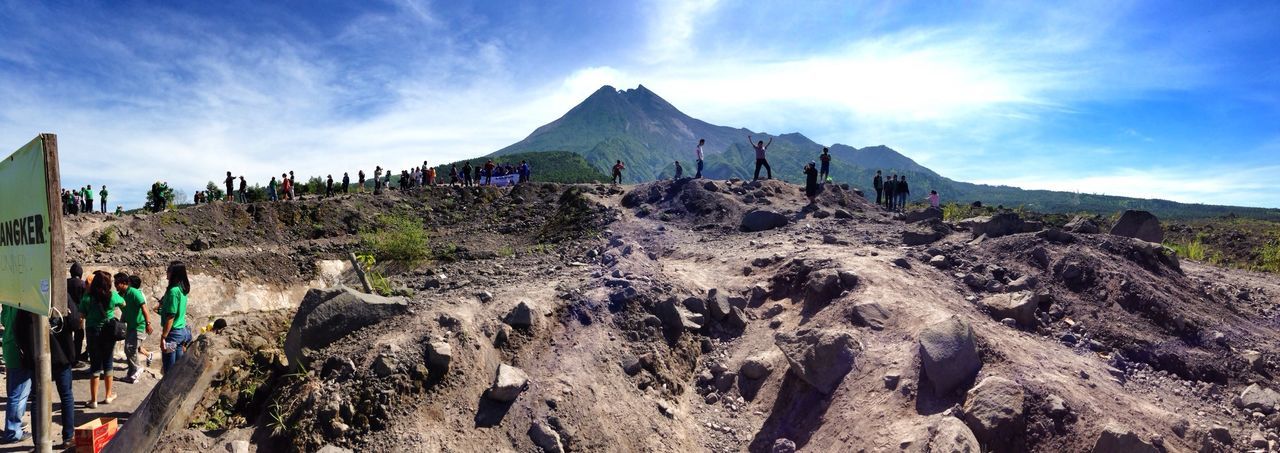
[
  {"left": 656, "top": 298, "right": 703, "bottom": 333},
  {"left": 504, "top": 301, "right": 536, "bottom": 328},
  {"left": 918, "top": 316, "right": 982, "bottom": 395},
  {"left": 849, "top": 302, "right": 891, "bottom": 331},
  {"left": 1109, "top": 210, "right": 1163, "bottom": 243},
  {"left": 900, "top": 207, "right": 944, "bottom": 224},
  {"left": 903, "top": 218, "right": 952, "bottom": 246},
  {"left": 486, "top": 364, "right": 529, "bottom": 402},
  {"left": 741, "top": 210, "right": 789, "bottom": 232},
  {"left": 1238, "top": 384, "right": 1280, "bottom": 414},
  {"left": 925, "top": 416, "right": 981, "bottom": 453},
  {"left": 958, "top": 212, "right": 1037, "bottom": 239},
  {"left": 962, "top": 377, "right": 1026, "bottom": 451},
  {"left": 1091, "top": 425, "right": 1159, "bottom": 453},
  {"left": 774, "top": 329, "right": 860, "bottom": 394},
  {"left": 978, "top": 292, "right": 1041, "bottom": 327},
  {"left": 528, "top": 421, "right": 564, "bottom": 453},
  {"left": 1064, "top": 216, "right": 1101, "bottom": 234},
  {"left": 284, "top": 287, "right": 409, "bottom": 368}
]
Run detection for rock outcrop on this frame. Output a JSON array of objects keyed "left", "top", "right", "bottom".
[
  {"left": 774, "top": 329, "right": 860, "bottom": 394},
  {"left": 962, "top": 376, "right": 1026, "bottom": 451},
  {"left": 284, "top": 286, "right": 409, "bottom": 368},
  {"left": 1109, "top": 210, "right": 1163, "bottom": 243}
]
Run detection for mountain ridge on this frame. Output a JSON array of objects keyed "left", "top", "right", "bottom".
[{"left": 491, "top": 85, "right": 1280, "bottom": 220}]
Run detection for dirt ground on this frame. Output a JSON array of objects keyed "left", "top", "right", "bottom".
[{"left": 29, "top": 180, "right": 1280, "bottom": 452}]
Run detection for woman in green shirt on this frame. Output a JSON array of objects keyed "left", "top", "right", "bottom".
[
  {"left": 79, "top": 271, "right": 124, "bottom": 407},
  {"left": 159, "top": 261, "right": 192, "bottom": 373}
]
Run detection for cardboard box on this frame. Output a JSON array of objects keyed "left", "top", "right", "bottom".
[{"left": 74, "top": 417, "right": 118, "bottom": 453}]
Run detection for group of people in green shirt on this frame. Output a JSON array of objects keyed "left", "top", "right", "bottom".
[
  {"left": 0, "top": 261, "right": 191, "bottom": 447},
  {"left": 60, "top": 184, "right": 111, "bottom": 216}
]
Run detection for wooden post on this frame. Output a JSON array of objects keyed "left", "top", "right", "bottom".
[
  {"left": 34, "top": 133, "right": 61, "bottom": 453},
  {"left": 348, "top": 252, "right": 373, "bottom": 293}
]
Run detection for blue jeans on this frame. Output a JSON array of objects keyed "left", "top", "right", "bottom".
[
  {"left": 268, "top": 188, "right": 277, "bottom": 201},
  {"left": 2, "top": 366, "right": 31, "bottom": 443},
  {"left": 695, "top": 159, "right": 703, "bottom": 178},
  {"left": 162, "top": 327, "right": 192, "bottom": 373},
  {"left": 53, "top": 365, "right": 74, "bottom": 442}
]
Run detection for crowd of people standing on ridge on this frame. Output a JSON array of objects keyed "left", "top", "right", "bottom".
[
  {"left": 60, "top": 184, "right": 115, "bottom": 216},
  {"left": 2, "top": 261, "right": 198, "bottom": 448},
  {"left": 178, "top": 159, "right": 535, "bottom": 209}
]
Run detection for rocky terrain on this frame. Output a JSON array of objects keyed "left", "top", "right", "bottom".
[{"left": 69, "top": 179, "right": 1280, "bottom": 452}]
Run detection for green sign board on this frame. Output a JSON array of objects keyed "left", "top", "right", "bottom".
[{"left": 0, "top": 136, "right": 54, "bottom": 315}]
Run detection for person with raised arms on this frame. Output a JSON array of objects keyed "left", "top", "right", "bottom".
[{"left": 748, "top": 135, "right": 772, "bottom": 180}]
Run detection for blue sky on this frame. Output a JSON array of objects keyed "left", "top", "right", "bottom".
[{"left": 2, "top": 0, "right": 1278, "bottom": 209}]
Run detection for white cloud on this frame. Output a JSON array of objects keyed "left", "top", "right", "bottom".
[
  {"left": 646, "top": 0, "right": 719, "bottom": 61},
  {"left": 972, "top": 164, "right": 1280, "bottom": 208}
]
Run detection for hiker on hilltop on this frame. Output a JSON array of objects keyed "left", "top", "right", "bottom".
[
  {"left": 99, "top": 185, "right": 109, "bottom": 213},
  {"left": 929, "top": 190, "right": 940, "bottom": 208},
  {"left": 520, "top": 160, "right": 531, "bottom": 183},
  {"left": 612, "top": 160, "right": 625, "bottom": 185},
  {"left": 694, "top": 139, "right": 705, "bottom": 179},
  {"left": 224, "top": 171, "right": 235, "bottom": 202},
  {"left": 282, "top": 174, "right": 293, "bottom": 201},
  {"left": 288, "top": 171, "right": 297, "bottom": 199},
  {"left": 873, "top": 170, "right": 884, "bottom": 206},
  {"left": 117, "top": 272, "right": 152, "bottom": 383},
  {"left": 357, "top": 170, "right": 366, "bottom": 192},
  {"left": 884, "top": 175, "right": 897, "bottom": 210},
  {"left": 484, "top": 160, "right": 496, "bottom": 186},
  {"left": 342, "top": 172, "right": 350, "bottom": 193},
  {"left": 84, "top": 185, "right": 94, "bottom": 213},
  {"left": 238, "top": 176, "right": 248, "bottom": 203},
  {"left": 450, "top": 164, "right": 460, "bottom": 186},
  {"left": 897, "top": 176, "right": 910, "bottom": 211},
  {"left": 268, "top": 177, "right": 278, "bottom": 201},
  {"left": 803, "top": 161, "right": 820, "bottom": 205},
  {"left": 80, "top": 270, "right": 123, "bottom": 408},
  {"left": 158, "top": 261, "right": 191, "bottom": 374},
  {"left": 373, "top": 166, "right": 383, "bottom": 194},
  {"left": 748, "top": 135, "right": 773, "bottom": 180},
  {"left": 674, "top": 160, "right": 683, "bottom": 179},
  {"left": 326, "top": 175, "right": 334, "bottom": 197},
  {"left": 819, "top": 148, "right": 831, "bottom": 183},
  {"left": 462, "top": 162, "right": 473, "bottom": 187}
]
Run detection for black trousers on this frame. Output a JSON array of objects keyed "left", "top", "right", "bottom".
[
  {"left": 754, "top": 158, "right": 772, "bottom": 180},
  {"left": 875, "top": 188, "right": 883, "bottom": 205}
]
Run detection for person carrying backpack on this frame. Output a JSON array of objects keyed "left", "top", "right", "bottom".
[{"left": 79, "top": 270, "right": 124, "bottom": 407}]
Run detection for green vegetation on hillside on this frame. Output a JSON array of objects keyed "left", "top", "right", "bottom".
[{"left": 440, "top": 151, "right": 607, "bottom": 184}]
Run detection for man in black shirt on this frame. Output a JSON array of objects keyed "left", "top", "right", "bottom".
[
  {"left": 224, "top": 171, "right": 235, "bottom": 202},
  {"left": 897, "top": 176, "right": 910, "bottom": 211},
  {"left": 884, "top": 175, "right": 897, "bottom": 210},
  {"left": 66, "top": 263, "right": 86, "bottom": 364},
  {"left": 873, "top": 170, "right": 883, "bottom": 206}
]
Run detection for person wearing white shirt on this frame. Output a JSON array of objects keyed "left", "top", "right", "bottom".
[{"left": 694, "top": 139, "right": 705, "bottom": 178}]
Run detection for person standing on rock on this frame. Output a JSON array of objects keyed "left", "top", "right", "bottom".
[
  {"left": 674, "top": 160, "right": 683, "bottom": 179},
  {"left": 462, "top": 162, "right": 473, "bottom": 187},
  {"left": 268, "top": 177, "right": 278, "bottom": 202},
  {"left": 238, "top": 176, "right": 248, "bottom": 203},
  {"left": 484, "top": 160, "right": 497, "bottom": 186},
  {"left": 373, "top": 167, "right": 383, "bottom": 194},
  {"left": 804, "top": 161, "right": 820, "bottom": 205},
  {"left": 929, "top": 190, "right": 940, "bottom": 208},
  {"left": 873, "top": 170, "right": 884, "bottom": 206},
  {"left": 83, "top": 185, "right": 94, "bottom": 213},
  {"left": 99, "top": 185, "right": 109, "bottom": 213},
  {"left": 819, "top": 148, "right": 831, "bottom": 183},
  {"left": 883, "top": 175, "right": 897, "bottom": 210},
  {"left": 281, "top": 174, "right": 293, "bottom": 201},
  {"left": 612, "top": 160, "right": 625, "bottom": 185},
  {"left": 159, "top": 261, "right": 191, "bottom": 374},
  {"left": 224, "top": 172, "right": 235, "bottom": 202},
  {"left": 748, "top": 135, "right": 773, "bottom": 180},
  {"left": 694, "top": 139, "right": 705, "bottom": 179},
  {"left": 897, "top": 176, "right": 910, "bottom": 211},
  {"left": 342, "top": 172, "right": 351, "bottom": 194},
  {"left": 80, "top": 270, "right": 124, "bottom": 407},
  {"left": 117, "top": 272, "right": 153, "bottom": 383},
  {"left": 357, "top": 170, "right": 366, "bottom": 192},
  {"left": 326, "top": 175, "right": 334, "bottom": 198}
]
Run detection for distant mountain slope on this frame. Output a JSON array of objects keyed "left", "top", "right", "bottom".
[
  {"left": 439, "top": 151, "right": 608, "bottom": 184},
  {"left": 490, "top": 85, "right": 1280, "bottom": 220}
]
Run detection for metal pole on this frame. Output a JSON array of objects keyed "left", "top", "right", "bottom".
[{"left": 34, "top": 133, "right": 63, "bottom": 453}]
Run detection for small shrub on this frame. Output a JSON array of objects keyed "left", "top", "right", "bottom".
[
  {"left": 1258, "top": 241, "right": 1280, "bottom": 273},
  {"left": 96, "top": 226, "right": 119, "bottom": 249},
  {"left": 497, "top": 245, "right": 516, "bottom": 257},
  {"left": 360, "top": 214, "right": 429, "bottom": 263},
  {"left": 1167, "top": 238, "right": 1207, "bottom": 261}
]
